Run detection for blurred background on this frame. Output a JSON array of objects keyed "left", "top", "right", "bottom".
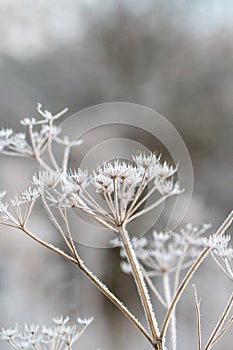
[{"left": 0, "top": 1, "right": 232, "bottom": 349}]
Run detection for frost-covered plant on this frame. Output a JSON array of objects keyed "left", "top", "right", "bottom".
[
  {"left": 0, "top": 105, "right": 232, "bottom": 350},
  {"left": 111, "top": 224, "right": 233, "bottom": 350},
  {"left": 0, "top": 316, "right": 93, "bottom": 350}
]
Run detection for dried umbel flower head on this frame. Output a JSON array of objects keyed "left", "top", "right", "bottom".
[
  {"left": 0, "top": 315, "right": 93, "bottom": 350},
  {"left": 21, "top": 151, "right": 182, "bottom": 233},
  {"left": 112, "top": 223, "right": 211, "bottom": 275},
  {"left": 82, "top": 153, "right": 182, "bottom": 228}
]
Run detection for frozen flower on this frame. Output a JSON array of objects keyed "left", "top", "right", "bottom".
[
  {"left": 32, "top": 170, "right": 61, "bottom": 188},
  {"left": 98, "top": 160, "right": 136, "bottom": 180},
  {"left": 68, "top": 169, "right": 89, "bottom": 188},
  {"left": 40, "top": 124, "right": 61, "bottom": 138},
  {"left": 115, "top": 224, "right": 210, "bottom": 275},
  {"left": 53, "top": 316, "right": 69, "bottom": 327},
  {"left": 24, "top": 323, "right": 39, "bottom": 335},
  {"left": 77, "top": 316, "right": 94, "bottom": 326},
  {"left": 0, "top": 128, "right": 13, "bottom": 139},
  {"left": 157, "top": 161, "right": 177, "bottom": 178},
  {"left": 0, "top": 128, "right": 13, "bottom": 151},
  {"left": 11, "top": 133, "right": 28, "bottom": 149},
  {"left": 0, "top": 316, "right": 93, "bottom": 350},
  {"left": 202, "top": 234, "right": 231, "bottom": 250},
  {"left": 0, "top": 325, "right": 18, "bottom": 340},
  {"left": 21, "top": 187, "right": 39, "bottom": 201},
  {"left": 10, "top": 194, "right": 27, "bottom": 207},
  {"left": 20, "top": 118, "right": 37, "bottom": 126},
  {"left": 157, "top": 179, "right": 182, "bottom": 196},
  {"left": 93, "top": 172, "right": 113, "bottom": 193},
  {"left": 132, "top": 150, "right": 160, "bottom": 169},
  {"left": 176, "top": 223, "right": 211, "bottom": 245},
  {"left": 152, "top": 231, "right": 170, "bottom": 242}
]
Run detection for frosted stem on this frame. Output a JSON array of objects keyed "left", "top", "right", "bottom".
[{"left": 118, "top": 225, "right": 159, "bottom": 343}]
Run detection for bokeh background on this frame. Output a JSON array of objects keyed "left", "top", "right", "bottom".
[{"left": 0, "top": 1, "right": 232, "bottom": 349}]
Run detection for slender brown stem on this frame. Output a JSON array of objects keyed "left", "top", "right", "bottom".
[
  {"left": 212, "top": 317, "right": 233, "bottom": 345},
  {"left": 118, "top": 225, "right": 159, "bottom": 343},
  {"left": 204, "top": 294, "right": 233, "bottom": 350}
]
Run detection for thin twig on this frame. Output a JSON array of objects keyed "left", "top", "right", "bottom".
[
  {"left": 173, "top": 245, "right": 188, "bottom": 296},
  {"left": 128, "top": 194, "right": 169, "bottom": 223},
  {"left": 211, "top": 317, "right": 233, "bottom": 346},
  {"left": 141, "top": 265, "right": 167, "bottom": 308},
  {"left": 211, "top": 252, "right": 233, "bottom": 281},
  {"left": 204, "top": 294, "right": 233, "bottom": 350}
]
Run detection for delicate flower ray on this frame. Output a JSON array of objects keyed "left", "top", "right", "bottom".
[{"left": 0, "top": 316, "right": 93, "bottom": 350}]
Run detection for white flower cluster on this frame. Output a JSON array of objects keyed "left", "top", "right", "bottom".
[
  {"left": 0, "top": 105, "right": 183, "bottom": 231},
  {"left": 21, "top": 150, "right": 182, "bottom": 231},
  {"left": 0, "top": 149, "right": 183, "bottom": 231},
  {"left": 112, "top": 223, "right": 211, "bottom": 274},
  {"left": 0, "top": 188, "right": 39, "bottom": 228},
  {"left": 0, "top": 104, "right": 82, "bottom": 160},
  {"left": 0, "top": 315, "right": 93, "bottom": 350},
  {"left": 202, "top": 233, "right": 232, "bottom": 257},
  {"left": 0, "top": 127, "right": 32, "bottom": 155}
]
